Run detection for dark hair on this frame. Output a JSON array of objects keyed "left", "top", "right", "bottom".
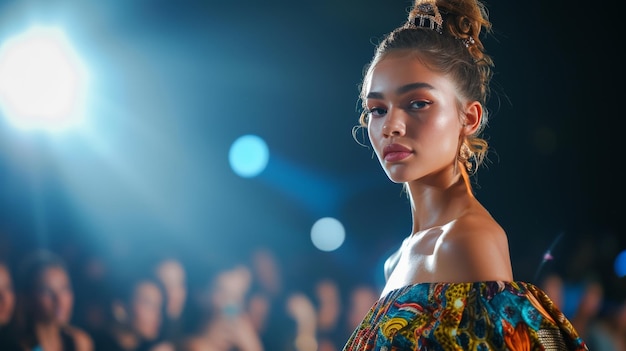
[
  {"left": 13, "top": 249, "right": 70, "bottom": 348},
  {"left": 105, "top": 266, "right": 168, "bottom": 339},
  {"left": 15, "top": 249, "right": 68, "bottom": 297},
  {"left": 110, "top": 271, "right": 163, "bottom": 307},
  {"left": 358, "top": 0, "right": 494, "bottom": 173}
]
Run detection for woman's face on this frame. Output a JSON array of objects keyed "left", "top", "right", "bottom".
[
  {"left": 0, "top": 265, "right": 15, "bottom": 325},
  {"left": 131, "top": 281, "right": 163, "bottom": 341},
  {"left": 155, "top": 259, "right": 187, "bottom": 319},
  {"left": 364, "top": 52, "right": 465, "bottom": 184},
  {"left": 34, "top": 266, "right": 73, "bottom": 325}
]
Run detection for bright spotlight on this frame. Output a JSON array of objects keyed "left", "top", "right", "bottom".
[
  {"left": 0, "top": 26, "right": 88, "bottom": 131},
  {"left": 311, "top": 217, "right": 345, "bottom": 252},
  {"left": 229, "top": 134, "right": 269, "bottom": 178}
]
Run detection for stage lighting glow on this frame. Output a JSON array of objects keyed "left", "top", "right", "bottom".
[
  {"left": 615, "top": 250, "right": 626, "bottom": 277},
  {"left": 229, "top": 134, "right": 269, "bottom": 178},
  {"left": 0, "top": 26, "right": 88, "bottom": 131},
  {"left": 311, "top": 217, "right": 345, "bottom": 252}
]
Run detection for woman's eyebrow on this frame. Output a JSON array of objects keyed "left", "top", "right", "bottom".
[{"left": 366, "top": 82, "right": 435, "bottom": 100}]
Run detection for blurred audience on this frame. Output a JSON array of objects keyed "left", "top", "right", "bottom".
[
  {"left": 12, "top": 249, "right": 93, "bottom": 351},
  {"left": 344, "top": 284, "right": 377, "bottom": 335},
  {"left": 541, "top": 273, "right": 564, "bottom": 310},
  {"left": 78, "top": 254, "right": 110, "bottom": 336},
  {"left": 0, "top": 259, "right": 17, "bottom": 348},
  {"left": 0, "top": 244, "right": 623, "bottom": 351},
  {"left": 286, "top": 293, "right": 317, "bottom": 351},
  {"left": 571, "top": 279, "right": 619, "bottom": 350},
  {"left": 0, "top": 260, "right": 15, "bottom": 327},
  {"left": 154, "top": 256, "right": 188, "bottom": 349},
  {"left": 92, "top": 270, "right": 173, "bottom": 351},
  {"left": 247, "top": 247, "right": 297, "bottom": 350},
  {"left": 183, "top": 262, "right": 262, "bottom": 351},
  {"left": 314, "top": 279, "right": 341, "bottom": 351},
  {"left": 609, "top": 300, "right": 626, "bottom": 351}
]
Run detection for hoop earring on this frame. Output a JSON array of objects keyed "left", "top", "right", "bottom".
[{"left": 458, "top": 143, "right": 473, "bottom": 173}]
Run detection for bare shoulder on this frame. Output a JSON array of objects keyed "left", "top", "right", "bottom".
[
  {"left": 450, "top": 210, "right": 508, "bottom": 243},
  {"left": 64, "top": 325, "right": 94, "bottom": 351},
  {"left": 434, "top": 210, "right": 513, "bottom": 282}
]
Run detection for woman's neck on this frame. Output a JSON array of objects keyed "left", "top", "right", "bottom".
[
  {"left": 35, "top": 321, "right": 63, "bottom": 351},
  {"left": 407, "top": 169, "right": 475, "bottom": 233}
]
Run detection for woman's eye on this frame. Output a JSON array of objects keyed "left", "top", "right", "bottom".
[
  {"left": 367, "top": 107, "right": 387, "bottom": 117},
  {"left": 408, "top": 100, "right": 431, "bottom": 109}
]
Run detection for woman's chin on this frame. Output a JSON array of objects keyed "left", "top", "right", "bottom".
[
  {"left": 386, "top": 175, "right": 412, "bottom": 184},
  {"left": 384, "top": 170, "right": 414, "bottom": 184}
]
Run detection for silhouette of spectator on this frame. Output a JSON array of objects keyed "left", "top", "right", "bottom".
[
  {"left": 0, "top": 259, "right": 18, "bottom": 349},
  {"left": 13, "top": 249, "right": 93, "bottom": 351},
  {"left": 609, "top": 299, "right": 626, "bottom": 351},
  {"left": 314, "top": 278, "right": 341, "bottom": 351},
  {"left": 154, "top": 256, "right": 188, "bottom": 348},
  {"left": 541, "top": 273, "right": 565, "bottom": 310},
  {"left": 92, "top": 269, "right": 173, "bottom": 351},
  {"left": 246, "top": 247, "right": 297, "bottom": 350},
  {"left": 0, "top": 260, "right": 15, "bottom": 327},
  {"left": 344, "top": 284, "right": 377, "bottom": 335},
  {"left": 286, "top": 292, "right": 317, "bottom": 351},
  {"left": 571, "top": 279, "right": 616, "bottom": 350},
  {"left": 75, "top": 253, "right": 110, "bottom": 338},
  {"left": 183, "top": 261, "right": 263, "bottom": 351}
]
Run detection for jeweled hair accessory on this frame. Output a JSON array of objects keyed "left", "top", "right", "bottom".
[
  {"left": 411, "top": 0, "right": 443, "bottom": 34},
  {"left": 461, "top": 36, "right": 475, "bottom": 47},
  {"left": 409, "top": 0, "right": 477, "bottom": 48}
]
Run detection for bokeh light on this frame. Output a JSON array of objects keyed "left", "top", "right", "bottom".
[
  {"left": 0, "top": 26, "right": 88, "bottom": 131},
  {"left": 614, "top": 250, "right": 626, "bottom": 277},
  {"left": 229, "top": 134, "right": 269, "bottom": 178},
  {"left": 310, "top": 217, "right": 345, "bottom": 252}
]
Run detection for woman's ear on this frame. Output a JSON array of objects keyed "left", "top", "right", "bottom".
[{"left": 462, "top": 101, "right": 482, "bottom": 135}]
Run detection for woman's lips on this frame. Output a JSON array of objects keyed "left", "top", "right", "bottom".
[
  {"left": 383, "top": 144, "right": 412, "bottom": 162},
  {"left": 384, "top": 151, "right": 412, "bottom": 162}
]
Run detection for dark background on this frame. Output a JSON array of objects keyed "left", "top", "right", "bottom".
[{"left": 0, "top": 0, "right": 623, "bottom": 305}]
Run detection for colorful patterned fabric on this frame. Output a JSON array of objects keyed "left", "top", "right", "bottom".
[{"left": 342, "top": 281, "right": 587, "bottom": 351}]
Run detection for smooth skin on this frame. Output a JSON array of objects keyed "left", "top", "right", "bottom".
[{"left": 364, "top": 51, "right": 513, "bottom": 297}]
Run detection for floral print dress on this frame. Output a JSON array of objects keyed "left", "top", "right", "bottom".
[{"left": 342, "top": 281, "right": 587, "bottom": 351}]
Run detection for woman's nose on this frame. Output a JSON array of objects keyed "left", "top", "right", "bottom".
[{"left": 382, "top": 109, "right": 405, "bottom": 137}]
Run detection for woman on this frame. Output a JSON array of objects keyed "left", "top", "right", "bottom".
[
  {"left": 0, "top": 260, "right": 18, "bottom": 349},
  {"left": 14, "top": 250, "right": 93, "bottom": 351},
  {"left": 153, "top": 257, "right": 188, "bottom": 347},
  {"left": 93, "top": 271, "right": 173, "bottom": 351},
  {"left": 0, "top": 260, "right": 15, "bottom": 328},
  {"left": 342, "top": 0, "right": 587, "bottom": 349}
]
